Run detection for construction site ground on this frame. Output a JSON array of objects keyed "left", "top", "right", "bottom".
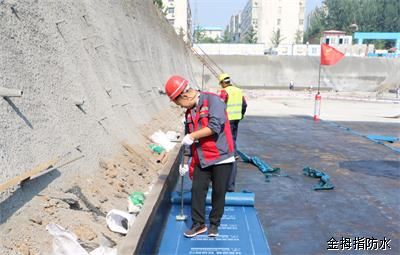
[
  {"left": 235, "top": 91, "right": 399, "bottom": 254},
  {"left": 0, "top": 111, "right": 181, "bottom": 255},
  {"left": 0, "top": 90, "right": 399, "bottom": 254}
]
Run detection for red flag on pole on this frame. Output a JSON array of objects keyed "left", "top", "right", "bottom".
[{"left": 320, "top": 43, "right": 344, "bottom": 66}]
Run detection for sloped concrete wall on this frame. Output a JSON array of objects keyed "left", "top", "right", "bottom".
[
  {"left": 0, "top": 0, "right": 200, "bottom": 197},
  {"left": 199, "top": 55, "right": 400, "bottom": 91}
]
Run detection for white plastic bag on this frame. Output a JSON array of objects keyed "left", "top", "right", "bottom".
[
  {"left": 90, "top": 246, "right": 117, "bottom": 255},
  {"left": 166, "top": 131, "right": 180, "bottom": 141},
  {"left": 127, "top": 198, "right": 142, "bottom": 213},
  {"left": 47, "top": 223, "right": 116, "bottom": 255},
  {"left": 46, "top": 223, "right": 89, "bottom": 255},
  {"left": 150, "top": 130, "right": 175, "bottom": 152},
  {"left": 106, "top": 209, "right": 135, "bottom": 234}
]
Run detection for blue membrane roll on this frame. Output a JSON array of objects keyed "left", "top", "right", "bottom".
[{"left": 170, "top": 190, "right": 255, "bottom": 206}]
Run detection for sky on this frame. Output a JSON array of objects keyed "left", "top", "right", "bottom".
[{"left": 189, "top": 0, "right": 323, "bottom": 29}]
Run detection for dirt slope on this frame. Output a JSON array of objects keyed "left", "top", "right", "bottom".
[{"left": 0, "top": 0, "right": 200, "bottom": 254}]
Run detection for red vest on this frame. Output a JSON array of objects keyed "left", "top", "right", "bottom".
[{"left": 185, "top": 92, "right": 234, "bottom": 178}]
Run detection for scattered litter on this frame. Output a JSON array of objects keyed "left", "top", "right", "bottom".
[
  {"left": 237, "top": 149, "right": 287, "bottom": 182},
  {"left": 46, "top": 223, "right": 88, "bottom": 255},
  {"left": 47, "top": 223, "right": 117, "bottom": 255},
  {"left": 166, "top": 131, "right": 180, "bottom": 141},
  {"left": 156, "top": 151, "right": 168, "bottom": 164},
  {"left": 127, "top": 191, "right": 145, "bottom": 213},
  {"left": 129, "top": 191, "right": 145, "bottom": 207},
  {"left": 149, "top": 144, "right": 165, "bottom": 154},
  {"left": 303, "top": 167, "right": 334, "bottom": 190},
  {"left": 90, "top": 246, "right": 117, "bottom": 255},
  {"left": 128, "top": 202, "right": 141, "bottom": 214},
  {"left": 150, "top": 130, "right": 175, "bottom": 152},
  {"left": 106, "top": 209, "right": 135, "bottom": 234}
]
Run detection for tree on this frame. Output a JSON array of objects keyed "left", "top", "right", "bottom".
[
  {"left": 193, "top": 27, "right": 219, "bottom": 43},
  {"left": 245, "top": 26, "right": 257, "bottom": 43},
  {"left": 305, "top": 0, "right": 400, "bottom": 48},
  {"left": 294, "top": 29, "right": 303, "bottom": 44},
  {"left": 271, "top": 29, "right": 285, "bottom": 47},
  {"left": 303, "top": 5, "right": 327, "bottom": 43},
  {"left": 193, "top": 26, "right": 206, "bottom": 43},
  {"left": 201, "top": 37, "right": 218, "bottom": 43},
  {"left": 178, "top": 27, "right": 185, "bottom": 39},
  {"left": 153, "top": 0, "right": 164, "bottom": 11},
  {"left": 222, "top": 28, "right": 232, "bottom": 43},
  {"left": 324, "top": 0, "right": 356, "bottom": 33}
]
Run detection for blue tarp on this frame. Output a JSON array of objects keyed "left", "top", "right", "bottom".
[
  {"left": 158, "top": 192, "right": 271, "bottom": 255},
  {"left": 366, "top": 135, "right": 399, "bottom": 143},
  {"left": 303, "top": 167, "right": 334, "bottom": 190},
  {"left": 325, "top": 121, "right": 400, "bottom": 154},
  {"left": 237, "top": 150, "right": 277, "bottom": 173}
]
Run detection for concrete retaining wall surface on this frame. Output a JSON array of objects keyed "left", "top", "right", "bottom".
[
  {"left": 0, "top": 0, "right": 200, "bottom": 199},
  {"left": 198, "top": 55, "right": 400, "bottom": 91}
]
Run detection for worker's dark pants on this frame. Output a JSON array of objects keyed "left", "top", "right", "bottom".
[
  {"left": 230, "top": 120, "right": 240, "bottom": 150},
  {"left": 191, "top": 163, "right": 232, "bottom": 227},
  {"left": 227, "top": 120, "right": 240, "bottom": 191}
]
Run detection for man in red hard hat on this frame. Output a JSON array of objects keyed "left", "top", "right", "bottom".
[{"left": 165, "top": 75, "right": 235, "bottom": 238}]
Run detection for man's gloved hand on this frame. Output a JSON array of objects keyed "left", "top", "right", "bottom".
[
  {"left": 181, "top": 134, "right": 194, "bottom": 146},
  {"left": 179, "top": 164, "right": 189, "bottom": 176}
]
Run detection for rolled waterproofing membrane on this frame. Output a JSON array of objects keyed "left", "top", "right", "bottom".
[
  {"left": 170, "top": 190, "right": 255, "bottom": 206},
  {"left": 157, "top": 190, "right": 271, "bottom": 255},
  {"left": 0, "top": 87, "right": 23, "bottom": 97}
]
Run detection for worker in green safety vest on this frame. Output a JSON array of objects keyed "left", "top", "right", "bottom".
[{"left": 218, "top": 73, "right": 247, "bottom": 192}]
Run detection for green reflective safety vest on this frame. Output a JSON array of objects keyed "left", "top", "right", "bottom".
[{"left": 224, "top": 86, "right": 243, "bottom": 120}]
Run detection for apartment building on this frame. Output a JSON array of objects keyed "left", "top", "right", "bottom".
[
  {"left": 228, "top": 13, "right": 241, "bottom": 42},
  {"left": 202, "top": 27, "right": 224, "bottom": 41},
  {"left": 162, "top": 0, "right": 192, "bottom": 42},
  {"left": 238, "top": 0, "right": 306, "bottom": 48}
]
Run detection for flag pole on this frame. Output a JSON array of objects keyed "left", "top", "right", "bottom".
[
  {"left": 314, "top": 59, "right": 322, "bottom": 121},
  {"left": 317, "top": 63, "right": 321, "bottom": 94},
  {"left": 314, "top": 43, "right": 344, "bottom": 122}
]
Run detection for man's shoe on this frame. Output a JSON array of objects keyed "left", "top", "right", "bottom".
[
  {"left": 208, "top": 224, "right": 219, "bottom": 237},
  {"left": 184, "top": 223, "right": 207, "bottom": 238}
]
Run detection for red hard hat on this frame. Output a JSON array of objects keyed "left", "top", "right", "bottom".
[{"left": 165, "top": 75, "right": 189, "bottom": 100}]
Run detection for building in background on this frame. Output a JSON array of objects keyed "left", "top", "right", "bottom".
[
  {"left": 227, "top": 13, "right": 241, "bottom": 43},
  {"left": 162, "top": 0, "right": 192, "bottom": 42},
  {"left": 321, "top": 30, "right": 352, "bottom": 46},
  {"left": 232, "top": 0, "right": 305, "bottom": 48},
  {"left": 193, "top": 26, "right": 224, "bottom": 43},
  {"left": 202, "top": 27, "right": 224, "bottom": 41},
  {"left": 239, "top": 0, "right": 257, "bottom": 43}
]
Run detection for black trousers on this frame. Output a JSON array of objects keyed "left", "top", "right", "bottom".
[
  {"left": 230, "top": 120, "right": 240, "bottom": 148},
  {"left": 191, "top": 163, "right": 232, "bottom": 226},
  {"left": 227, "top": 120, "right": 240, "bottom": 191}
]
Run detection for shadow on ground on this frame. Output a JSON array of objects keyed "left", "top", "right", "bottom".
[
  {"left": 340, "top": 160, "right": 400, "bottom": 179},
  {"left": 0, "top": 170, "right": 60, "bottom": 224}
]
